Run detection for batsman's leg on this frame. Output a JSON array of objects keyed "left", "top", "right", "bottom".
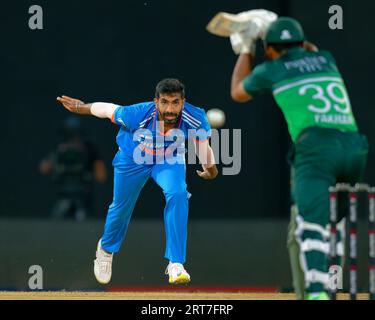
[
  {"left": 290, "top": 128, "right": 368, "bottom": 299},
  {"left": 287, "top": 204, "right": 305, "bottom": 300}
]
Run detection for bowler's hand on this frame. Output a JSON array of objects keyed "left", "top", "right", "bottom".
[
  {"left": 57, "top": 95, "right": 85, "bottom": 114},
  {"left": 196, "top": 165, "right": 218, "bottom": 180}
]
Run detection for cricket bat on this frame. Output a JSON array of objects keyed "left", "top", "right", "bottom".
[{"left": 206, "top": 9, "right": 278, "bottom": 38}]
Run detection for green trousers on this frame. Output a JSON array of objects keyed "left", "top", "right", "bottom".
[{"left": 286, "top": 127, "right": 368, "bottom": 298}]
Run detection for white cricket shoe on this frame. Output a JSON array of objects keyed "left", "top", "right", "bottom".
[
  {"left": 165, "top": 262, "right": 191, "bottom": 284},
  {"left": 94, "top": 239, "right": 113, "bottom": 284}
]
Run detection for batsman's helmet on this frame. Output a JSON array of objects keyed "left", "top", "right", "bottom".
[{"left": 264, "top": 17, "right": 305, "bottom": 45}]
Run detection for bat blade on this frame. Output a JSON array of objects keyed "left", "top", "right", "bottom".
[
  {"left": 206, "top": 12, "right": 253, "bottom": 37},
  {"left": 206, "top": 10, "right": 278, "bottom": 38}
]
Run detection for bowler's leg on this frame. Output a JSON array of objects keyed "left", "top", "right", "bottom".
[
  {"left": 152, "top": 162, "right": 189, "bottom": 264},
  {"left": 101, "top": 164, "right": 151, "bottom": 253}
]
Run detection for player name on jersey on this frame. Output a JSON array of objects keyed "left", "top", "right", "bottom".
[{"left": 314, "top": 114, "right": 355, "bottom": 125}]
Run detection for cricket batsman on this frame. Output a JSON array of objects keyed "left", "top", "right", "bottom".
[
  {"left": 218, "top": 14, "right": 368, "bottom": 299},
  {"left": 57, "top": 78, "right": 218, "bottom": 285}
]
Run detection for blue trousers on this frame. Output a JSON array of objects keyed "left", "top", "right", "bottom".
[{"left": 101, "top": 156, "right": 190, "bottom": 264}]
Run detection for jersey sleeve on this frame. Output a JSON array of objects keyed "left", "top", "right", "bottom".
[
  {"left": 111, "top": 103, "right": 147, "bottom": 131},
  {"left": 242, "top": 63, "right": 273, "bottom": 97}
]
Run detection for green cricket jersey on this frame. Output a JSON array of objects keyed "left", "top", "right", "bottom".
[{"left": 243, "top": 47, "right": 358, "bottom": 142}]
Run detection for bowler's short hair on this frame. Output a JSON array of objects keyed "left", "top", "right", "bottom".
[{"left": 155, "top": 78, "right": 185, "bottom": 99}]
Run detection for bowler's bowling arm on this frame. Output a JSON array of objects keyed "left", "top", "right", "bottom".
[
  {"left": 195, "top": 140, "right": 218, "bottom": 180},
  {"left": 57, "top": 95, "right": 117, "bottom": 119}
]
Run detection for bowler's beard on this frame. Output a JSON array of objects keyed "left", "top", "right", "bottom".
[{"left": 159, "top": 111, "right": 181, "bottom": 125}]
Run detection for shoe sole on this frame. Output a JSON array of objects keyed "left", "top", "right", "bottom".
[{"left": 169, "top": 274, "right": 191, "bottom": 284}]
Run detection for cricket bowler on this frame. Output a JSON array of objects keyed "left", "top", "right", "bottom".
[
  {"left": 57, "top": 78, "right": 218, "bottom": 285},
  {"left": 228, "top": 16, "right": 368, "bottom": 299}
]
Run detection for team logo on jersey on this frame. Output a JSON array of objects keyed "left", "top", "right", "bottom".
[{"left": 280, "top": 29, "right": 292, "bottom": 40}]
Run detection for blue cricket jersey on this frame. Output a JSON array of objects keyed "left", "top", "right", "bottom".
[{"left": 111, "top": 101, "right": 211, "bottom": 165}]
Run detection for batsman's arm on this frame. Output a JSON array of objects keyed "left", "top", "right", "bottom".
[
  {"left": 56, "top": 95, "right": 118, "bottom": 119},
  {"left": 195, "top": 140, "right": 218, "bottom": 180},
  {"left": 230, "top": 54, "right": 253, "bottom": 103}
]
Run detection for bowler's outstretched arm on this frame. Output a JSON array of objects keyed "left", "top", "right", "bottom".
[
  {"left": 195, "top": 140, "right": 218, "bottom": 180},
  {"left": 57, "top": 95, "right": 117, "bottom": 119}
]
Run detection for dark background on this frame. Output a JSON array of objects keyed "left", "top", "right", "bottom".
[{"left": 1, "top": 0, "right": 374, "bottom": 219}]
